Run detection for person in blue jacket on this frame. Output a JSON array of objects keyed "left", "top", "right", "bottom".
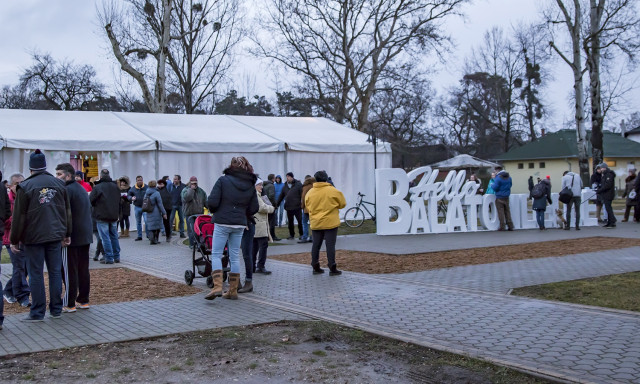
[
  {"left": 491, "top": 166, "right": 514, "bottom": 231},
  {"left": 274, "top": 175, "right": 285, "bottom": 227}
]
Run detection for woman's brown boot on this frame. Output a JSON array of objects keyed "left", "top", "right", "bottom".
[
  {"left": 222, "top": 273, "right": 240, "bottom": 300},
  {"left": 204, "top": 270, "right": 223, "bottom": 300}
]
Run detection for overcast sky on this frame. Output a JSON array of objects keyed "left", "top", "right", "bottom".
[{"left": 0, "top": 0, "right": 637, "bottom": 130}]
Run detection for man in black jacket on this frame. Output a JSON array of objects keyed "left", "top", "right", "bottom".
[
  {"left": 0, "top": 171, "right": 10, "bottom": 329},
  {"left": 90, "top": 170, "right": 121, "bottom": 263},
  {"left": 263, "top": 174, "right": 280, "bottom": 241},
  {"left": 596, "top": 163, "right": 617, "bottom": 228},
  {"left": 128, "top": 176, "right": 148, "bottom": 241},
  {"left": 167, "top": 175, "right": 186, "bottom": 238},
  {"left": 276, "top": 172, "right": 303, "bottom": 240},
  {"left": 56, "top": 163, "right": 93, "bottom": 312},
  {"left": 10, "top": 150, "right": 72, "bottom": 322}
]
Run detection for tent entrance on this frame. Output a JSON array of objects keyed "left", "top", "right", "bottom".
[{"left": 70, "top": 152, "right": 99, "bottom": 182}]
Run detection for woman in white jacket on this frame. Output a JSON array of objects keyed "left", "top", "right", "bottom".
[{"left": 238, "top": 179, "right": 274, "bottom": 293}]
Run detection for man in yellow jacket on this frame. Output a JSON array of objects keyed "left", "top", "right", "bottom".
[{"left": 304, "top": 170, "right": 346, "bottom": 275}]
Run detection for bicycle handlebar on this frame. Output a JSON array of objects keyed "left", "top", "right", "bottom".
[{"left": 358, "top": 192, "right": 365, "bottom": 197}]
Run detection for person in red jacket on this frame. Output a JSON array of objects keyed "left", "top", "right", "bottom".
[
  {"left": 75, "top": 171, "right": 92, "bottom": 192},
  {"left": 2, "top": 172, "right": 30, "bottom": 308}
]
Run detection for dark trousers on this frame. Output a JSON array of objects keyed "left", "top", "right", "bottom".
[
  {"left": 268, "top": 212, "right": 277, "bottom": 239},
  {"left": 26, "top": 241, "right": 63, "bottom": 319},
  {"left": 495, "top": 197, "right": 514, "bottom": 230},
  {"left": 119, "top": 215, "right": 130, "bottom": 231},
  {"left": 62, "top": 245, "right": 91, "bottom": 308},
  {"left": 603, "top": 198, "right": 616, "bottom": 225},
  {"left": 624, "top": 204, "right": 638, "bottom": 221},
  {"left": 311, "top": 227, "right": 338, "bottom": 267},
  {"left": 535, "top": 209, "right": 545, "bottom": 229},
  {"left": 0, "top": 263, "right": 3, "bottom": 324},
  {"left": 565, "top": 196, "right": 581, "bottom": 228},
  {"left": 252, "top": 237, "right": 269, "bottom": 269},
  {"left": 287, "top": 209, "right": 303, "bottom": 238},
  {"left": 3, "top": 245, "right": 30, "bottom": 302},
  {"left": 162, "top": 215, "right": 171, "bottom": 239},
  {"left": 241, "top": 223, "right": 255, "bottom": 280}
]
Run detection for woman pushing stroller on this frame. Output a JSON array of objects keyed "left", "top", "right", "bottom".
[{"left": 204, "top": 157, "right": 259, "bottom": 301}]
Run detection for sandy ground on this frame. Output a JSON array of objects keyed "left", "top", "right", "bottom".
[
  {"left": 0, "top": 321, "right": 552, "bottom": 384},
  {"left": 271, "top": 237, "right": 640, "bottom": 274},
  {"left": 2, "top": 268, "right": 200, "bottom": 315}
]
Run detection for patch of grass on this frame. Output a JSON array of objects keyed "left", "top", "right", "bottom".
[
  {"left": 21, "top": 373, "right": 35, "bottom": 381},
  {"left": 86, "top": 373, "right": 96, "bottom": 379},
  {"left": 247, "top": 363, "right": 258, "bottom": 369},
  {"left": 273, "top": 219, "right": 376, "bottom": 240},
  {"left": 185, "top": 358, "right": 194, "bottom": 366},
  {"left": 312, "top": 350, "right": 327, "bottom": 357},
  {"left": 267, "top": 357, "right": 278, "bottom": 363},
  {"left": 512, "top": 271, "right": 640, "bottom": 312},
  {"left": 169, "top": 366, "right": 182, "bottom": 371}
]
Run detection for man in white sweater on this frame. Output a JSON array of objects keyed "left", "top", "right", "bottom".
[{"left": 561, "top": 171, "right": 584, "bottom": 230}]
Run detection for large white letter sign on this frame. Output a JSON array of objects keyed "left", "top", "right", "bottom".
[
  {"left": 374, "top": 168, "right": 597, "bottom": 235},
  {"left": 375, "top": 168, "right": 411, "bottom": 235}
]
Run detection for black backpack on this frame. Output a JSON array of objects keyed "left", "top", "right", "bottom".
[
  {"left": 531, "top": 182, "right": 546, "bottom": 199},
  {"left": 141, "top": 195, "right": 154, "bottom": 213}
]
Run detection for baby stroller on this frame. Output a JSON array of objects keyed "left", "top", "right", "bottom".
[{"left": 184, "top": 214, "right": 229, "bottom": 287}]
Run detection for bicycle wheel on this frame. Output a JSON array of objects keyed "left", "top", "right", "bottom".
[{"left": 344, "top": 207, "right": 365, "bottom": 228}]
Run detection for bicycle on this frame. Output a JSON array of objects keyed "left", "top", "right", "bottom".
[{"left": 344, "top": 192, "right": 399, "bottom": 228}]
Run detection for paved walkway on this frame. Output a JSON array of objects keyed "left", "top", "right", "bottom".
[{"left": 1, "top": 223, "right": 639, "bottom": 383}]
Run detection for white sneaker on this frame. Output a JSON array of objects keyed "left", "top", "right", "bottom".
[{"left": 3, "top": 294, "right": 16, "bottom": 304}]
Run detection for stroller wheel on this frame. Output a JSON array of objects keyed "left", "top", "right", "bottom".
[
  {"left": 206, "top": 275, "right": 214, "bottom": 288},
  {"left": 184, "top": 270, "right": 194, "bottom": 285}
]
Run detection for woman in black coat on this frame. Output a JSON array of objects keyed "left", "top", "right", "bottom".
[
  {"left": 157, "top": 179, "right": 173, "bottom": 242},
  {"left": 204, "top": 157, "right": 259, "bottom": 301}
]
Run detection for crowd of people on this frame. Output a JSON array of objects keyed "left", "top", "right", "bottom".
[
  {"left": 469, "top": 163, "right": 639, "bottom": 231},
  {"left": 0, "top": 151, "right": 346, "bottom": 328}
]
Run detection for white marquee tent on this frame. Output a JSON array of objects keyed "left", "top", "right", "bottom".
[{"left": 0, "top": 109, "right": 390, "bottom": 210}]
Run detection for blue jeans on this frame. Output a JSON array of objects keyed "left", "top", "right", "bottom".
[
  {"left": 134, "top": 205, "right": 149, "bottom": 239},
  {"left": 241, "top": 223, "right": 255, "bottom": 280},
  {"left": 3, "top": 245, "right": 30, "bottom": 302},
  {"left": 302, "top": 212, "right": 310, "bottom": 240},
  {"left": 170, "top": 205, "right": 185, "bottom": 235},
  {"left": 211, "top": 225, "right": 244, "bottom": 273},
  {"left": 277, "top": 202, "right": 285, "bottom": 226},
  {"left": 97, "top": 221, "right": 120, "bottom": 262},
  {"left": 25, "top": 241, "right": 63, "bottom": 319},
  {"left": 535, "top": 209, "right": 545, "bottom": 229}
]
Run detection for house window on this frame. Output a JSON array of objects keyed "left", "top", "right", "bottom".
[
  {"left": 528, "top": 162, "right": 534, "bottom": 169},
  {"left": 518, "top": 163, "right": 524, "bottom": 169},
  {"left": 605, "top": 160, "right": 616, "bottom": 167},
  {"left": 539, "top": 162, "right": 546, "bottom": 168}
]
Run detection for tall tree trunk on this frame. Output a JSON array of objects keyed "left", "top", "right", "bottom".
[
  {"left": 153, "top": 0, "right": 173, "bottom": 114},
  {"left": 587, "top": 0, "right": 604, "bottom": 169},
  {"left": 573, "top": 52, "right": 590, "bottom": 186}
]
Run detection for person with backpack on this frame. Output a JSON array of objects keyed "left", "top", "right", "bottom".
[
  {"left": 491, "top": 166, "right": 514, "bottom": 231},
  {"left": 143, "top": 180, "right": 167, "bottom": 245},
  {"left": 596, "top": 163, "right": 617, "bottom": 228},
  {"left": 561, "top": 171, "right": 583, "bottom": 230},
  {"left": 531, "top": 177, "right": 552, "bottom": 230}
]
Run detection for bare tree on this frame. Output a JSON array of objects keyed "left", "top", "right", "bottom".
[
  {"left": 254, "top": 0, "right": 467, "bottom": 134},
  {"left": 167, "top": 0, "right": 244, "bottom": 113},
  {"left": 547, "top": 0, "right": 591, "bottom": 184},
  {"left": 99, "top": 0, "right": 241, "bottom": 113},
  {"left": 19, "top": 53, "right": 105, "bottom": 111},
  {"left": 583, "top": 0, "right": 640, "bottom": 165}
]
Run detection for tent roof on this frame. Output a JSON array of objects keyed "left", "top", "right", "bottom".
[
  {"left": 114, "top": 113, "right": 283, "bottom": 152},
  {"left": 429, "top": 154, "right": 500, "bottom": 170},
  {"left": 228, "top": 116, "right": 389, "bottom": 153},
  {"left": 0, "top": 109, "right": 156, "bottom": 151},
  {"left": 495, "top": 129, "right": 640, "bottom": 161},
  {"left": 0, "top": 110, "right": 386, "bottom": 153}
]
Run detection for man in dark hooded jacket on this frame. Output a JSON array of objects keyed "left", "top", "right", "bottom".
[
  {"left": 276, "top": 172, "right": 303, "bottom": 240},
  {"left": 596, "top": 163, "right": 617, "bottom": 228}
]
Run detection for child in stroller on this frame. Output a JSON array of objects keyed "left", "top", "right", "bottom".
[{"left": 184, "top": 214, "right": 229, "bottom": 287}]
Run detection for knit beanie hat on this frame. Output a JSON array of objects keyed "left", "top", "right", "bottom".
[
  {"left": 29, "top": 149, "right": 46, "bottom": 171},
  {"left": 286, "top": 172, "right": 294, "bottom": 178},
  {"left": 597, "top": 163, "right": 608, "bottom": 169}
]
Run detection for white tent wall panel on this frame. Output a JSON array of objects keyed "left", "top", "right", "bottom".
[
  {"left": 156, "top": 151, "right": 285, "bottom": 194},
  {"left": 285, "top": 151, "right": 392, "bottom": 214}
]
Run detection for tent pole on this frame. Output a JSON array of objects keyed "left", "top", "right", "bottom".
[{"left": 155, "top": 141, "right": 159, "bottom": 180}]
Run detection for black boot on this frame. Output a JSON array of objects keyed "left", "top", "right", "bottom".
[
  {"left": 312, "top": 263, "right": 324, "bottom": 275},
  {"left": 329, "top": 264, "right": 342, "bottom": 276}
]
